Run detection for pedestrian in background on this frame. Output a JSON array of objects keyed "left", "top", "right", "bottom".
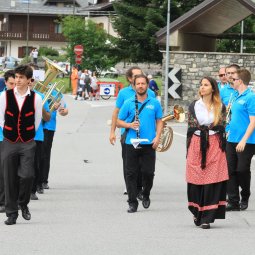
[{"left": 71, "top": 65, "right": 78, "bottom": 97}]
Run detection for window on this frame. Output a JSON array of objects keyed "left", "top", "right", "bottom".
[{"left": 54, "top": 23, "right": 62, "bottom": 34}]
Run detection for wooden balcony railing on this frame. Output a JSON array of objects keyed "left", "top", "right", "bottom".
[{"left": 0, "top": 31, "right": 66, "bottom": 42}]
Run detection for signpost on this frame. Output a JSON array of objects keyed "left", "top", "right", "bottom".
[{"left": 74, "top": 45, "right": 84, "bottom": 65}]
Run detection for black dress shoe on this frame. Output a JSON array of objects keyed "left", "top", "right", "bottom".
[
  {"left": 4, "top": 216, "right": 17, "bottom": 225},
  {"left": 30, "top": 193, "right": 39, "bottom": 200},
  {"left": 127, "top": 205, "right": 137, "bottom": 213},
  {"left": 201, "top": 223, "right": 210, "bottom": 229},
  {"left": 142, "top": 198, "right": 150, "bottom": 209},
  {"left": 0, "top": 205, "right": 5, "bottom": 213},
  {"left": 42, "top": 183, "right": 49, "bottom": 189},
  {"left": 240, "top": 201, "right": 248, "bottom": 211},
  {"left": 226, "top": 203, "right": 240, "bottom": 211},
  {"left": 37, "top": 186, "right": 44, "bottom": 194},
  {"left": 21, "top": 206, "right": 31, "bottom": 220},
  {"left": 137, "top": 191, "right": 143, "bottom": 201}
]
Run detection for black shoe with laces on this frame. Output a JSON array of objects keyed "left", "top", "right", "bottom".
[
  {"left": 127, "top": 205, "right": 137, "bottom": 213},
  {"left": 226, "top": 203, "right": 240, "bottom": 211},
  {"left": 5, "top": 216, "right": 17, "bottom": 225},
  {"left": 21, "top": 206, "right": 31, "bottom": 220},
  {"left": 42, "top": 183, "right": 49, "bottom": 189},
  {"left": 30, "top": 193, "right": 39, "bottom": 200},
  {"left": 240, "top": 201, "right": 248, "bottom": 211}
]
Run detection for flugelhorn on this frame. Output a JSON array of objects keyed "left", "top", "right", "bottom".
[{"left": 156, "top": 105, "right": 185, "bottom": 152}]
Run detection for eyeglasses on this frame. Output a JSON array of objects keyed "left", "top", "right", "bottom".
[
  {"left": 219, "top": 74, "right": 226, "bottom": 77},
  {"left": 232, "top": 78, "right": 240, "bottom": 81}
]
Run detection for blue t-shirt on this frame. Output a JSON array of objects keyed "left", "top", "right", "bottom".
[
  {"left": 228, "top": 88, "right": 255, "bottom": 144},
  {"left": 34, "top": 90, "right": 50, "bottom": 141},
  {"left": 116, "top": 85, "right": 155, "bottom": 109},
  {"left": 220, "top": 84, "right": 238, "bottom": 106},
  {"left": 118, "top": 96, "right": 163, "bottom": 145}
]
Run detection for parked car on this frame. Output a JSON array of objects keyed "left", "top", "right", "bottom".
[
  {"left": 100, "top": 67, "right": 119, "bottom": 78},
  {"left": 0, "top": 56, "right": 20, "bottom": 69}
]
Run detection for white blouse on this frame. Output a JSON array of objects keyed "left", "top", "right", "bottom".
[{"left": 194, "top": 98, "right": 216, "bottom": 136}]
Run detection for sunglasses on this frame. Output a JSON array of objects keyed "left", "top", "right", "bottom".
[{"left": 219, "top": 74, "right": 226, "bottom": 77}]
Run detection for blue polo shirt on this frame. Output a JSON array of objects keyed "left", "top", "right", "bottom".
[
  {"left": 220, "top": 84, "right": 238, "bottom": 106},
  {"left": 118, "top": 96, "right": 163, "bottom": 145},
  {"left": 34, "top": 90, "right": 50, "bottom": 141},
  {"left": 116, "top": 85, "right": 155, "bottom": 109},
  {"left": 228, "top": 88, "right": 255, "bottom": 144},
  {"left": 217, "top": 82, "right": 229, "bottom": 92},
  {"left": 43, "top": 95, "right": 67, "bottom": 131}
]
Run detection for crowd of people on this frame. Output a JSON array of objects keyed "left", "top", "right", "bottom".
[
  {"left": 109, "top": 64, "right": 255, "bottom": 230},
  {"left": 71, "top": 66, "right": 99, "bottom": 101},
  {"left": 0, "top": 63, "right": 68, "bottom": 225}
]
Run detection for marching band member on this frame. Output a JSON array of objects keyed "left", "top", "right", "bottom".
[
  {"left": 0, "top": 70, "right": 16, "bottom": 213},
  {"left": 186, "top": 77, "right": 228, "bottom": 229},
  {"left": 42, "top": 91, "right": 68, "bottom": 190},
  {"left": 109, "top": 67, "right": 155, "bottom": 197},
  {"left": 226, "top": 69, "right": 255, "bottom": 211},
  {"left": 117, "top": 74, "right": 163, "bottom": 213},
  {"left": 0, "top": 65, "right": 42, "bottom": 225}
]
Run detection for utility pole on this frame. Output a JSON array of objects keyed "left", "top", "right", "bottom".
[{"left": 164, "top": 0, "right": 171, "bottom": 115}]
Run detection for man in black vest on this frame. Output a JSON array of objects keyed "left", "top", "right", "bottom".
[{"left": 0, "top": 65, "right": 42, "bottom": 225}]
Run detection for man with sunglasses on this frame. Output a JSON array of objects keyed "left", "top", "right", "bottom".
[
  {"left": 226, "top": 69, "right": 255, "bottom": 211},
  {"left": 220, "top": 64, "right": 240, "bottom": 106},
  {"left": 217, "top": 67, "right": 228, "bottom": 91}
]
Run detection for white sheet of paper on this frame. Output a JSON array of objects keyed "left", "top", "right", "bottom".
[{"left": 130, "top": 138, "right": 149, "bottom": 148}]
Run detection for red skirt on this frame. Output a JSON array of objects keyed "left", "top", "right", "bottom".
[{"left": 186, "top": 134, "right": 229, "bottom": 185}]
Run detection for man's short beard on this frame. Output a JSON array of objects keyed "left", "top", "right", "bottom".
[{"left": 137, "top": 90, "right": 147, "bottom": 96}]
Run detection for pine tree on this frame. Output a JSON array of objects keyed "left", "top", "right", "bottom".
[{"left": 112, "top": 0, "right": 166, "bottom": 64}]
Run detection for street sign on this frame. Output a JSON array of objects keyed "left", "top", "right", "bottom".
[
  {"left": 74, "top": 45, "right": 84, "bottom": 55},
  {"left": 75, "top": 55, "right": 82, "bottom": 64},
  {"left": 99, "top": 84, "right": 115, "bottom": 96},
  {"left": 168, "top": 68, "right": 182, "bottom": 99}
]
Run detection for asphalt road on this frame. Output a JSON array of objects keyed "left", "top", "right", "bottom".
[{"left": 0, "top": 95, "right": 254, "bottom": 255}]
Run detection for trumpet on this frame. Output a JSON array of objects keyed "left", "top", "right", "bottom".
[{"left": 156, "top": 105, "right": 185, "bottom": 152}]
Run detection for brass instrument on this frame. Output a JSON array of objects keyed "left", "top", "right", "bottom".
[
  {"left": 156, "top": 105, "right": 185, "bottom": 152},
  {"left": 34, "top": 56, "right": 66, "bottom": 112},
  {"left": 226, "top": 93, "right": 235, "bottom": 123}
]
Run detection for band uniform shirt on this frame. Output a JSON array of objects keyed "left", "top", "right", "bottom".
[
  {"left": 228, "top": 88, "right": 255, "bottom": 144},
  {"left": 116, "top": 85, "right": 156, "bottom": 136},
  {"left": 0, "top": 87, "right": 42, "bottom": 138},
  {"left": 220, "top": 83, "right": 238, "bottom": 106},
  {"left": 34, "top": 90, "right": 50, "bottom": 141},
  {"left": 118, "top": 96, "right": 163, "bottom": 145}
]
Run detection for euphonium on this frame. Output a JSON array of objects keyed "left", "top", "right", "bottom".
[
  {"left": 156, "top": 105, "right": 185, "bottom": 152},
  {"left": 33, "top": 56, "right": 66, "bottom": 111}
]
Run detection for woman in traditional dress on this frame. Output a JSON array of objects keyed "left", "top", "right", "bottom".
[{"left": 186, "top": 76, "right": 229, "bottom": 229}]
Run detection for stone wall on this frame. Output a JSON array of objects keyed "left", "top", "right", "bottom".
[{"left": 161, "top": 51, "right": 255, "bottom": 111}]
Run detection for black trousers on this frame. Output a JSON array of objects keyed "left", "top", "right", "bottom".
[
  {"left": 0, "top": 142, "right": 4, "bottom": 206},
  {"left": 42, "top": 129, "right": 55, "bottom": 184},
  {"left": 226, "top": 142, "right": 255, "bottom": 205},
  {"left": 121, "top": 142, "right": 143, "bottom": 192},
  {"left": 2, "top": 139, "right": 36, "bottom": 216},
  {"left": 31, "top": 141, "right": 43, "bottom": 193},
  {"left": 125, "top": 144, "right": 155, "bottom": 207}
]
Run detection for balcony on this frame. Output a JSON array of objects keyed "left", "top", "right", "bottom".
[{"left": 0, "top": 31, "right": 66, "bottom": 42}]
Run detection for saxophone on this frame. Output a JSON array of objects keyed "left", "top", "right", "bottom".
[{"left": 156, "top": 105, "right": 185, "bottom": 152}]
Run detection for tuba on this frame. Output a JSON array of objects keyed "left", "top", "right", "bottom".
[
  {"left": 156, "top": 105, "right": 185, "bottom": 152},
  {"left": 34, "top": 56, "right": 66, "bottom": 112}
]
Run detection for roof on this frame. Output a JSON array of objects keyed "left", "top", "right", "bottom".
[
  {"left": 78, "top": 2, "right": 114, "bottom": 12},
  {"left": 156, "top": 0, "right": 255, "bottom": 44},
  {"left": 0, "top": 0, "right": 90, "bottom": 16}
]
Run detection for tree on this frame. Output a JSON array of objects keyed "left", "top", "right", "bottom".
[
  {"left": 60, "top": 16, "right": 119, "bottom": 71},
  {"left": 112, "top": 0, "right": 166, "bottom": 64}
]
